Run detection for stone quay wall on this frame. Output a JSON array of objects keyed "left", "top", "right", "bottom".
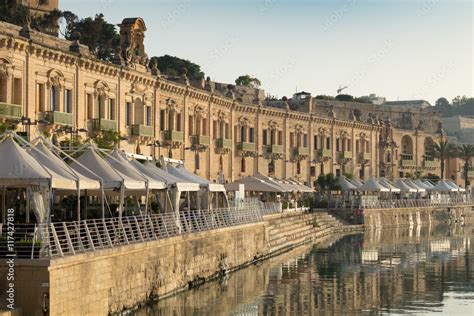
[
  {"left": 333, "top": 204, "right": 474, "bottom": 228},
  {"left": 0, "top": 211, "right": 358, "bottom": 316}
]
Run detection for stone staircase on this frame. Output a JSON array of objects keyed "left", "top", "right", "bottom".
[{"left": 266, "top": 212, "right": 344, "bottom": 252}]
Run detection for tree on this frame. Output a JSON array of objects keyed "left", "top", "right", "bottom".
[
  {"left": 432, "top": 140, "right": 457, "bottom": 179},
  {"left": 0, "top": 1, "right": 60, "bottom": 35},
  {"left": 150, "top": 55, "right": 204, "bottom": 80},
  {"left": 315, "top": 95, "right": 335, "bottom": 100},
  {"left": 455, "top": 144, "right": 474, "bottom": 188},
  {"left": 64, "top": 14, "right": 120, "bottom": 62},
  {"left": 435, "top": 97, "right": 450, "bottom": 108},
  {"left": 91, "top": 130, "right": 122, "bottom": 150},
  {"left": 335, "top": 94, "right": 354, "bottom": 102},
  {"left": 235, "top": 75, "right": 261, "bottom": 88}
]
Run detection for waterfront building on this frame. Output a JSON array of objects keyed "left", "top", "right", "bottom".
[{"left": 0, "top": 17, "right": 468, "bottom": 186}]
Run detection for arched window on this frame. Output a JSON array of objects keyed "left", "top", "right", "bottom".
[
  {"left": 51, "top": 85, "right": 59, "bottom": 111},
  {"left": 0, "top": 75, "right": 6, "bottom": 103},
  {"left": 241, "top": 157, "right": 246, "bottom": 173}
]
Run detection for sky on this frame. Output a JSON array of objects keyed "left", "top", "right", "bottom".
[{"left": 61, "top": 0, "right": 473, "bottom": 105}]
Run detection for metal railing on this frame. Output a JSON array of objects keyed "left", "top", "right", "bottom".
[
  {"left": 34, "top": 206, "right": 262, "bottom": 258},
  {"left": 360, "top": 196, "right": 474, "bottom": 210}
]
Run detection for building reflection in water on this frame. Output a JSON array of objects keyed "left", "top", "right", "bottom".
[{"left": 135, "top": 224, "right": 474, "bottom": 315}]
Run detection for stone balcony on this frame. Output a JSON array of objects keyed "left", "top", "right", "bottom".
[
  {"left": 191, "top": 135, "right": 210, "bottom": 146},
  {"left": 92, "top": 118, "right": 117, "bottom": 132},
  {"left": 237, "top": 142, "right": 256, "bottom": 152},
  {"left": 292, "top": 147, "right": 309, "bottom": 157},
  {"left": 468, "top": 167, "right": 474, "bottom": 178},
  {"left": 317, "top": 148, "right": 332, "bottom": 159},
  {"left": 359, "top": 152, "right": 371, "bottom": 162},
  {"left": 131, "top": 124, "right": 153, "bottom": 137},
  {"left": 401, "top": 154, "right": 416, "bottom": 167},
  {"left": 0, "top": 102, "right": 22, "bottom": 119},
  {"left": 163, "top": 130, "right": 184, "bottom": 143},
  {"left": 339, "top": 151, "right": 352, "bottom": 160},
  {"left": 423, "top": 160, "right": 437, "bottom": 168},
  {"left": 44, "top": 111, "right": 74, "bottom": 126},
  {"left": 216, "top": 138, "right": 232, "bottom": 150},
  {"left": 266, "top": 144, "right": 284, "bottom": 155}
]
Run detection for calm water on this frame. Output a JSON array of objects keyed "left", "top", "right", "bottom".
[{"left": 135, "top": 224, "right": 474, "bottom": 315}]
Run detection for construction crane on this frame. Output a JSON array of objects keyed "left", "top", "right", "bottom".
[{"left": 337, "top": 85, "right": 349, "bottom": 95}]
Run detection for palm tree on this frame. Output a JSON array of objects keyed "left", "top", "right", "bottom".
[
  {"left": 432, "top": 140, "right": 457, "bottom": 179},
  {"left": 456, "top": 144, "right": 474, "bottom": 188}
]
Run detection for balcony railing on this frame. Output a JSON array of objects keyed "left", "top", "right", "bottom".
[
  {"left": 266, "top": 144, "right": 283, "bottom": 155},
  {"left": 359, "top": 152, "right": 371, "bottom": 162},
  {"left": 191, "top": 135, "right": 210, "bottom": 146},
  {"left": 292, "top": 147, "right": 309, "bottom": 156},
  {"left": 0, "top": 102, "right": 22, "bottom": 119},
  {"left": 163, "top": 130, "right": 184, "bottom": 143},
  {"left": 339, "top": 151, "right": 352, "bottom": 160},
  {"left": 131, "top": 124, "right": 153, "bottom": 137},
  {"left": 216, "top": 138, "right": 232, "bottom": 149},
  {"left": 92, "top": 118, "right": 117, "bottom": 132},
  {"left": 317, "top": 148, "right": 332, "bottom": 159},
  {"left": 468, "top": 167, "right": 474, "bottom": 178},
  {"left": 237, "top": 142, "right": 256, "bottom": 152},
  {"left": 423, "top": 160, "right": 437, "bottom": 168},
  {"left": 44, "top": 111, "right": 74, "bottom": 126}
]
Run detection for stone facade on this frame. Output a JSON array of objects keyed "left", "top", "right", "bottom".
[{"left": 0, "top": 19, "right": 449, "bottom": 185}]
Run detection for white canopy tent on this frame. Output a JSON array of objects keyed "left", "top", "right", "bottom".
[
  {"left": 422, "top": 180, "right": 436, "bottom": 189},
  {"left": 446, "top": 180, "right": 466, "bottom": 192},
  {"left": 395, "top": 179, "right": 418, "bottom": 193},
  {"left": 29, "top": 142, "right": 101, "bottom": 191},
  {"left": 350, "top": 178, "right": 364, "bottom": 188},
  {"left": 106, "top": 150, "right": 166, "bottom": 190},
  {"left": 164, "top": 162, "right": 228, "bottom": 210},
  {"left": 0, "top": 136, "right": 52, "bottom": 225},
  {"left": 255, "top": 173, "right": 293, "bottom": 193},
  {"left": 414, "top": 179, "right": 434, "bottom": 190},
  {"left": 356, "top": 178, "right": 390, "bottom": 193},
  {"left": 431, "top": 180, "right": 459, "bottom": 192},
  {"left": 339, "top": 177, "right": 358, "bottom": 192},
  {"left": 287, "top": 179, "right": 314, "bottom": 193},
  {"left": 225, "top": 176, "right": 286, "bottom": 193},
  {"left": 404, "top": 179, "right": 427, "bottom": 194},
  {"left": 379, "top": 178, "right": 401, "bottom": 193}
]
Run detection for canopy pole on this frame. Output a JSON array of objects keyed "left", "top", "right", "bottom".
[
  {"left": 144, "top": 184, "right": 149, "bottom": 216},
  {"left": 101, "top": 187, "right": 105, "bottom": 219},
  {"left": 119, "top": 185, "right": 125, "bottom": 218},
  {"left": 187, "top": 191, "right": 191, "bottom": 211},
  {"left": 77, "top": 183, "right": 81, "bottom": 222},
  {"left": 2, "top": 186, "right": 5, "bottom": 224}
]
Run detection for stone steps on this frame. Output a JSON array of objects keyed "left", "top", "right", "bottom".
[{"left": 266, "top": 212, "right": 344, "bottom": 251}]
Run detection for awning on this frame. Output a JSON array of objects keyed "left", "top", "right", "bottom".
[
  {"left": 356, "top": 178, "right": 390, "bottom": 192},
  {"left": 0, "top": 137, "right": 51, "bottom": 187},
  {"left": 225, "top": 176, "right": 286, "bottom": 193},
  {"left": 379, "top": 178, "right": 401, "bottom": 193},
  {"left": 106, "top": 150, "right": 166, "bottom": 190},
  {"left": 29, "top": 142, "right": 101, "bottom": 190},
  {"left": 339, "top": 177, "right": 358, "bottom": 191},
  {"left": 404, "top": 179, "right": 426, "bottom": 193},
  {"left": 395, "top": 179, "right": 418, "bottom": 193},
  {"left": 431, "top": 180, "right": 459, "bottom": 192},
  {"left": 166, "top": 164, "right": 226, "bottom": 192},
  {"left": 133, "top": 160, "right": 200, "bottom": 192},
  {"left": 255, "top": 173, "right": 293, "bottom": 192},
  {"left": 70, "top": 147, "right": 124, "bottom": 190}
]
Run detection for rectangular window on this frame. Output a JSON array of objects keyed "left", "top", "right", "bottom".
[
  {"left": 249, "top": 128, "right": 254, "bottom": 143},
  {"left": 278, "top": 131, "right": 283, "bottom": 145},
  {"left": 336, "top": 138, "right": 340, "bottom": 152},
  {"left": 146, "top": 106, "right": 152, "bottom": 126},
  {"left": 225, "top": 123, "right": 230, "bottom": 139},
  {"left": 176, "top": 113, "right": 182, "bottom": 131},
  {"left": 326, "top": 137, "right": 331, "bottom": 150},
  {"left": 289, "top": 132, "right": 294, "bottom": 148},
  {"left": 108, "top": 99, "right": 115, "bottom": 120},
  {"left": 65, "top": 89, "right": 72, "bottom": 113},
  {"left": 356, "top": 140, "right": 360, "bottom": 153},
  {"left": 125, "top": 102, "right": 131, "bottom": 126},
  {"left": 303, "top": 134, "right": 308, "bottom": 147},
  {"left": 314, "top": 135, "right": 318, "bottom": 150},
  {"left": 240, "top": 127, "right": 246, "bottom": 142},
  {"left": 262, "top": 129, "right": 267, "bottom": 146},
  {"left": 189, "top": 115, "right": 194, "bottom": 135},
  {"left": 160, "top": 110, "right": 166, "bottom": 131},
  {"left": 87, "top": 94, "right": 94, "bottom": 119},
  {"left": 213, "top": 120, "right": 218, "bottom": 139},
  {"left": 0, "top": 76, "right": 6, "bottom": 103},
  {"left": 37, "top": 83, "right": 45, "bottom": 112},
  {"left": 13, "top": 78, "right": 22, "bottom": 105},
  {"left": 51, "top": 86, "right": 59, "bottom": 111},
  {"left": 202, "top": 118, "right": 207, "bottom": 135}
]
